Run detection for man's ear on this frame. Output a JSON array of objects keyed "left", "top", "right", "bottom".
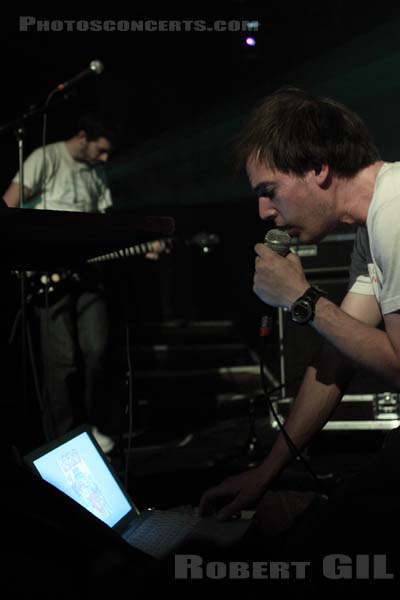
[
  {"left": 77, "top": 130, "right": 88, "bottom": 145},
  {"left": 314, "top": 163, "right": 330, "bottom": 188}
]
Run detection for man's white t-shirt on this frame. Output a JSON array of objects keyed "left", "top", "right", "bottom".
[
  {"left": 13, "top": 141, "right": 112, "bottom": 213},
  {"left": 349, "top": 162, "right": 400, "bottom": 315}
]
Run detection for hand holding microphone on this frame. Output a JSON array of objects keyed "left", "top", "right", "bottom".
[
  {"left": 255, "top": 229, "right": 310, "bottom": 334},
  {"left": 254, "top": 228, "right": 308, "bottom": 306}
]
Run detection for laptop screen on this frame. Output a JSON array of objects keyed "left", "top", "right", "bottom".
[{"left": 30, "top": 430, "right": 133, "bottom": 528}]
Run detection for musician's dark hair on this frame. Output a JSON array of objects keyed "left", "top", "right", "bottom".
[
  {"left": 77, "top": 114, "right": 120, "bottom": 147},
  {"left": 234, "top": 87, "right": 380, "bottom": 178}
]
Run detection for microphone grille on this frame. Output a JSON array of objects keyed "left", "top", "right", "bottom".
[
  {"left": 264, "top": 229, "right": 291, "bottom": 256},
  {"left": 90, "top": 60, "right": 104, "bottom": 75}
]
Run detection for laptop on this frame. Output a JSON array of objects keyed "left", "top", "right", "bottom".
[{"left": 24, "top": 425, "right": 252, "bottom": 559}]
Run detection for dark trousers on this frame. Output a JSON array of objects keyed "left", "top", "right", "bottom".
[{"left": 35, "top": 290, "right": 109, "bottom": 439}]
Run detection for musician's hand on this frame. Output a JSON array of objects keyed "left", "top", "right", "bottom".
[
  {"left": 145, "top": 240, "right": 169, "bottom": 261},
  {"left": 254, "top": 244, "right": 308, "bottom": 308},
  {"left": 145, "top": 252, "right": 161, "bottom": 261},
  {"left": 198, "top": 467, "right": 268, "bottom": 521}
]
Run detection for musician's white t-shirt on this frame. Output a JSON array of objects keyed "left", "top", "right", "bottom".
[
  {"left": 348, "top": 161, "right": 400, "bottom": 315},
  {"left": 13, "top": 141, "right": 112, "bottom": 213}
]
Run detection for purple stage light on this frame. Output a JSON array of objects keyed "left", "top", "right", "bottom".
[{"left": 245, "top": 36, "right": 256, "bottom": 47}]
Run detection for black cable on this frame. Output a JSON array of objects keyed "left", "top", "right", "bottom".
[
  {"left": 120, "top": 269, "right": 142, "bottom": 490},
  {"left": 124, "top": 322, "right": 135, "bottom": 489},
  {"left": 260, "top": 335, "right": 327, "bottom": 495}
]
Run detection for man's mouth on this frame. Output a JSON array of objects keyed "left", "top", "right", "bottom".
[{"left": 276, "top": 223, "right": 297, "bottom": 236}]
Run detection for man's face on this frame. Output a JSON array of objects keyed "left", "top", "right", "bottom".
[
  {"left": 81, "top": 136, "right": 113, "bottom": 165},
  {"left": 246, "top": 155, "right": 336, "bottom": 243}
]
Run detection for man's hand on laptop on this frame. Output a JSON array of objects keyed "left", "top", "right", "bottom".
[{"left": 198, "top": 467, "right": 267, "bottom": 521}]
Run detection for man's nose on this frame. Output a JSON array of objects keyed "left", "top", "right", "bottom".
[{"left": 258, "top": 197, "right": 277, "bottom": 221}]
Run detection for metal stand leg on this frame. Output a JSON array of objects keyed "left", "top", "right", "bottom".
[{"left": 278, "top": 307, "right": 287, "bottom": 400}]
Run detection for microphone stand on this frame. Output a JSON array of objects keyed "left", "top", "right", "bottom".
[
  {"left": 0, "top": 89, "right": 74, "bottom": 135},
  {"left": 0, "top": 90, "right": 73, "bottom": 444}
]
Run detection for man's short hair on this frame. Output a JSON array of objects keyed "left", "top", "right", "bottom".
[
  {"left": 77, "top": 114, "right": 120, "bottom": 147},
  {"left": 234, "top": 87, "right": 380, "bottom": 177}
]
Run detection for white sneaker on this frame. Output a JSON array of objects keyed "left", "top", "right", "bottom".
[{"left": 91, "top": 426, "right": 115, "bottom": 454}]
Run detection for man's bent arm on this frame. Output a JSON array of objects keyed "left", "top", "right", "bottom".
[
  {"left": 254, "top": 342, "right": 353, "bottom": 485},
  {"left": 311, "top": 294, "right": 400, "bottom": 388}
]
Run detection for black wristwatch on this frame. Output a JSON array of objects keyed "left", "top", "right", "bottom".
[{"left": 290, "top": 286, "right": 327, "bottom": 325}]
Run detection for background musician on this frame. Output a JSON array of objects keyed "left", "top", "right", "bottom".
[{"left": 4, "top": 115, "right": 120, "bottom": 452}]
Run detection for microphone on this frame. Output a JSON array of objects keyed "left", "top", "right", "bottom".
[
  {"left": 264, "top": 228, "right": 291, "bottom": 257},
  {"left": 56, "top": 60, "right": 104, "bottom": 91},
  {"left": 259, "top": 229, "right": 291, "bottom": 337}
]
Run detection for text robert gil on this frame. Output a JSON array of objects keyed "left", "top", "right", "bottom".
[{"left": 175, "top": 554, "right": 394, "bottom": 580}]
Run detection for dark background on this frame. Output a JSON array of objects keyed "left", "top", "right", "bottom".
[
  {"left": 3, "top": 3, "right": 400, "bottom": 195},
  {"left": 0, "top": 3, "right": 388, "bottom": 154},
  {"left": 3, "top": 3, "right": 400, "bottom": 321}
]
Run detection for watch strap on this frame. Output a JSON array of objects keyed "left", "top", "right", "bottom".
[{"left": 303, "top": 285, "right": 327, "bottom": 303}]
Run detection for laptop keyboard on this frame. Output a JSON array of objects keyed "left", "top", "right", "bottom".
[{"left": 124, "top": 508, "right": 199, "bottom": 559}]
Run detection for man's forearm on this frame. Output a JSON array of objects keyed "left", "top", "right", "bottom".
[
  {"left": 311, "top": 297, "right": 400, "bottom": 387},
  {"left": 257, "top": 342, "right": 353, "bottom": 484}
]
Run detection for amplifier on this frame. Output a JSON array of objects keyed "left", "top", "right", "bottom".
[{"left": 290, "top": 231, "right": 355, "bottom": 281}]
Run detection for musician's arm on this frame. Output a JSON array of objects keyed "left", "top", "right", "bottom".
[
  {"left": 3, "top": 182, "right": 31, "bottom": 208},
  {"left": 4, "top": 145, "right": 46, "bottom": 208}
]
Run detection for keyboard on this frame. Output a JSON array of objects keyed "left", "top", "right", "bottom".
[{"left": 123, "top": 508, "right": 199, "bottom": 559}]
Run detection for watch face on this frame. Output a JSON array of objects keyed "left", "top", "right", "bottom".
[{"left": 292, "top": 299, "right": 313, "bottom": 323}]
